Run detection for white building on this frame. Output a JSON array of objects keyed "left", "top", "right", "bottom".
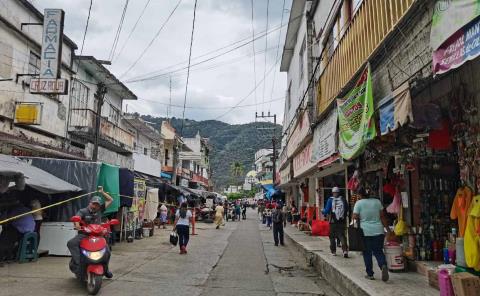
[
  {"left": 180, "top": 131, "right": 210, "bottom": 190},
  {"left": 255, "top": 149, "right": 273, "bottom": 185}
]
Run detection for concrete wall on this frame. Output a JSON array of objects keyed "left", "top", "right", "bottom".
[
  {"left": 133, "top": 152, "right": 161, "bottom": 177},
  {"left": 85, "top": 143, "right": 133, "bottom": 169}
]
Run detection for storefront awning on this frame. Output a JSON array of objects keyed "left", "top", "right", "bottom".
[
  {"left": 161, "top": 172, "right": 172, "bottom": 179},
  {"left": 378, "top": 82, "right": 413, "bottom": 136},
  {"left": 0, "top": 154, "right": 81, "bottom": 194}
]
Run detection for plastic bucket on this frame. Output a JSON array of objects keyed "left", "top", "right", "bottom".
[
  {"left": 142, "top": 228, "right": 151, "bottom": 237},
  {"left": 456, "top": 238, "right": 466, "bottom": 267},
  {"left": 384, "top": 244, "right": 404, "bottom": 271}
]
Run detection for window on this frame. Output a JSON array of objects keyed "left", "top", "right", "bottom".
[
  {"left": 144, "top": 147, "right": 148, "bottom": 155},
  {"left": 286, "top": 82, "right": 292, "bottom": 110},
  {"left": 164, "top": 149, "right": 169, "bottom": 166},
  {"left": 71, "top": 79, "right": 89, "bottom": 109},
  {"left": 299, "top": 37, "right": 306, "bottom": 80},
  {"left": 28, "top": 51, "right": 40, "bottom": 75},
  {"left": 109, "top": 105, "right": 120, "bottom": 125}
]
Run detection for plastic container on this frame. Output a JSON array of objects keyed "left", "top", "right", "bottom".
[
  {"left": 456, "top": 238, "right": 466, "bottom": 267},
  {"left": 438, "top": 269, "right": 455, "bottom": 296},
  {"left": 384, "top": 243, "right": 404, "bottom": 271},
  {"left": 142, "top": 227, "right": 151, "bottom": 237}
]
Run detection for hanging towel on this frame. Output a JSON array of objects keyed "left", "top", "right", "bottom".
[{"left": 143, "top": 188, "right": 159, "bottom": 221}]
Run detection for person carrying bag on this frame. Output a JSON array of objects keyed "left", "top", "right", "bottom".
[{"left": 322, "top": 187, "right": 349, "bottom": 258}]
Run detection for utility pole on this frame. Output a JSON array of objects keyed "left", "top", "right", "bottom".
[
  {"left": 255, "top": 111, "right": 277, "bottom": 185},
  {"left": 92, "top": 83, "right": 107, "bottom": 162}
]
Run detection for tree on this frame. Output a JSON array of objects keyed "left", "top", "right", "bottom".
[{"left": 229, "top": 161, "right": 244, "bottom": 184}]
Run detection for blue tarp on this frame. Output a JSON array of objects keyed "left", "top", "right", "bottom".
[{"left": 161, "top": 172, "right": 172, "bottom": 179}]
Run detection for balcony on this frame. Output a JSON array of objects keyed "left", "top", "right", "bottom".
[
  {"left": 317, "top": 0, "right": 416, "bottom": 115},
  {"left": 192, "top": 173, "right": 208, "bottom": 186},
  {"left": 68, "top": 108, "right": 134, "bottom": 154}
]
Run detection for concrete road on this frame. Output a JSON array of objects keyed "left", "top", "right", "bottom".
[{"left": 0, "top": 210, "right": 338, "bottom": 296}]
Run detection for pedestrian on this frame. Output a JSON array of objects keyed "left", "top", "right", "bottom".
[
  {"left": 322, "top": 187, "right": 349, "bottom": 258},
  {"left": 174, "top": 202, "right": 193, "bottom": 254},
  {"left": 224, "top": 202, "right": 229, "bottom": 221},
  {"left": 30, "top": 199, "right": 43, "bottom": 246},
  {"left": 158, "top": 203, "right": 168, "bottom": 229},
  {"left": 265, "top": 208, "right": 272, "bottom": 229},
  {"left": 352, "top": 187, "right": 390, "bottom": 282},
  {"left": 242, "top": 201, "right": 247, "bottom": 220},
  {"left": 214, "top": 202, "right": 225, "bottom": 229},
  {"left": 235, "top": 202, "right": 241, "bottom": 221},
  {"left": 272, "top": 204, "right": 286, "bottom": 246}
]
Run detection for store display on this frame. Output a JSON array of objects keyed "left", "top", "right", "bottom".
[
  {"left": 450, "top": 186, "right": 473, "bottom": 237},
  {"left": 464, "top": 195, "right": 480, "bottom": 271}
]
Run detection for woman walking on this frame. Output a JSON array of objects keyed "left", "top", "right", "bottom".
[
  {"left": 158, "top": 204, "right": 168, "bottom": 229},
  {"left": 215, "top": 202, "right": 225, "bottom": 229},
  {"left": 352, "top": 187, "right": 390, "bottom": 281},
  {"left": 173, "top": 202, "right": 193, "bottom": 254}
]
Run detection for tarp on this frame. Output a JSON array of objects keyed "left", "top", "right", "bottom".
[
  {"left": 378, "top": 82, "right": 413, "bottom": 135},
  {"left": 119, "top": 168, "right": 134, "bottom": 207},
  {"left": 97, "top": 163, "right": 120, "bottom": 215},
  {"left": 0, "top": 154, "right": 81, "bottom": 194},
  {"left": 161, "top": 172, "right": 172, "bottom": 179},
  {"left": 337, "top": 65, "right": 376, "bottom": 160},
  {"left": 144, "top": 188, "right": 159, "bottom": 221}
]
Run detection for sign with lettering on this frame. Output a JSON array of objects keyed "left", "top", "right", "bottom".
[
  {"left": 40, "top": 9, "right": 64, "bottom": 79},
  {"left": 293, "top": 141, "right": 316, "bottom": 178},
  {"left": 311, "top": 108, "right": 337, "bottom": 164},
  {"left": 30, "top": 78, "right": 68, "bottom": 94},
  {"left": 287, "top": 111, "right": 310, "bottom": 157}
]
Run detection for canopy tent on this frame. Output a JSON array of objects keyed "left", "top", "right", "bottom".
[{"left": 0, "top": 154, "right": 81, "bottom": 194}]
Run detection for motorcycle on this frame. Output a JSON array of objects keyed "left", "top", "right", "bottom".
[{"left": 69, "top": 215, "right": 119, "bottom": 295}]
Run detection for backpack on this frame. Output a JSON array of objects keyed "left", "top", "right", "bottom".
[
  {"left": 272, "top": 210, "right": 283, "bottom": 223},
  {"left": 329, "top": 197, "right": 347, "bottom": 223}
]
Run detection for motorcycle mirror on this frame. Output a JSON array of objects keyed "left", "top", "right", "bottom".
[
  {"left": 70, "top": 216, "right": 82, "bottom": 223},
  {"left": 109, "top": 219, "right": 120, "bottom": 225}
]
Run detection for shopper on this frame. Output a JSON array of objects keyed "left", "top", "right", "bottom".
[
  {"left": 352, "top": 187, "right": 390, "bottom": 281},
  {"left": 322, "top": 187, "right": 349, "bottom": 257},
  {"left": 173, "top": 202, "right": 193, "bottom": 254},
  {"left": 214, "top": 202, "right": 225, "bottom": 229},
  {"left": 158, "top": 204, "right": 168, "bottom": 229},
  {"left": 272, "top": 204, "right": 286, "bottom": 246},
  {"left": 265, "top": 208, "right": 272, "bottom": 229},
  {"left": 242, "top": 201, "right": 247, "bottom": 220}
]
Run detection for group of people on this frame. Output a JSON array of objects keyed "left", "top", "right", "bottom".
[{"left": 213, "top": 200, "right": 249, "bottom": 230}]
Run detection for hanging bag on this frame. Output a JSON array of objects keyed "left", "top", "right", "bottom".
[
  {"left": 348, "top": 219, "right": 365, "bottom": 251},
  {"left": 394, "top": 206, "right": 408, "bottom": 236},
  {"left": 170, "top": 231, "right": 178, "bottom": 246}
]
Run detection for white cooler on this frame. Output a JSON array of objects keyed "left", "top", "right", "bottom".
[{"left": 38, "top": 222, "right": 77, "bottom": 256}]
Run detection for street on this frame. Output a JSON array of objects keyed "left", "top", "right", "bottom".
[{"left": 0, "top": 210, "right": 338, "bottom": 296}]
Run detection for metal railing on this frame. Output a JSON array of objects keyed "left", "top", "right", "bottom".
[{"left": 317, "top": 0, "right": 416, "bottom": 115}]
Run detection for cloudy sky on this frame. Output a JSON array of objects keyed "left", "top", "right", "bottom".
[{"left": 30, "top": 0, "right": 291, "bottom": 125}]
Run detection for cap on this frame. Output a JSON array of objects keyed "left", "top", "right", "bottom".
[
  {"left": 332, "top": 187, "right": 340, "bottom": 193},
  {"left": 90, "top": 196, "right": 103, "bottom": 205}
]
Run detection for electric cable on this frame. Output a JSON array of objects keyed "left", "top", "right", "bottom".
[
  {"left": 251, "top": 0, "right": 258, "bottom": 113},
  {"left": 262, "top": 0, "right": 269, "bottom": 112},
  {"left": 108, "top": 0, "right": 130, "bottom": 61},
  {"left": 268, "top": 0, "right": 286, "bottom": 112},
  {"left": 80, "top": 0, "right": 93, "bottom": 55}
]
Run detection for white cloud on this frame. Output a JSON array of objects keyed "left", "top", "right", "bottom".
[{"left": 30, "top": 0, "right": 290, "bottom": 124}]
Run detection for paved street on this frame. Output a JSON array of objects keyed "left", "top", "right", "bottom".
[{"left": 0, "top": 210, "right": 338, "bottom": 296}]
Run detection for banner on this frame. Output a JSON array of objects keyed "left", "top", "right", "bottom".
[
  {"left": 430, "top": 0, "right": 480, "bottom": 50},
  {"left": 311, "top": 108, "right": 337, "bottom": 164},
  {"left": 337, "top": 65, "right": 376, "bottom": 160}
]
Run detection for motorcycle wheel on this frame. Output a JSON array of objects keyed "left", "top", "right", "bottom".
[{"left": 86, "top": 272, "right": 102, "bottom": 295}]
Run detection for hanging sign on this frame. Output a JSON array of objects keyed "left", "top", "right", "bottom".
[
  {"left": 287, "top": 111, "right": 310, "bottom": 157},
  {"left": 337, "top": 65, "right": 376, "bottom": 160},
  {"left": 293, "top": 140, "right": 316, "bottom": 177},
  {"left": 40, "top": 9, "right": 64, "bottom": 79},
  {"left": 30, "top": 78, "right": 68, "bottom": 94},
  {"left": 311, "top": 108, "right": 337, "bottom": 164}
]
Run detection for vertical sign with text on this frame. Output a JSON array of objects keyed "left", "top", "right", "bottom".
[{"left": 40, "top": 9, "right": 64, "bottom": 79}]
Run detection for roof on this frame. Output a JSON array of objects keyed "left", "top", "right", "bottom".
[
  {"left": 0, "top": 154, "right": 81, "bottom": 194},
  {"left": 75, "top": 56, "right": 137, "bottom": 100},
  {"left": 18, "top": 0, "right": 78, "bottom": 50},
  {"left": 123, "top": 116, "right": 162, "bottom": 142},
  {"left": 246, "top": 170, "right": 257, "bottom": 178},
  {"left": 280, "top": 0, "right": 306, "bottom": 72}
]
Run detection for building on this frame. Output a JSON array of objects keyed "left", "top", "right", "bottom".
[
  {"left": 243, "top": 170, "right": 258, "bottom": 191},
  {"left": 255, "top": 149, "right": 274, "bottom": 186},
  {"left": 68, "top": 56, "right": 136, "bottom": 168},
  {"left": 160, "top": 121, "right": 192, "bottom": 186},
  {"left": 0, "top": 0, "right": 83, "bottom": 159},
  {"left": 123, "top": 115, "right": 163, "bottom": 179},
  {"left": 180, "top": 131, "right": 210, "bottom": 190}
]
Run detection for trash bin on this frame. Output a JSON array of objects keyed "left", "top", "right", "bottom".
[{"left": 384, "top": 242, "right": 404, "bottom": 271}]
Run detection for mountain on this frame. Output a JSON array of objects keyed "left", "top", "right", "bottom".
[{"left": 140, "top": 115, "right": 282, "bottom": 190}]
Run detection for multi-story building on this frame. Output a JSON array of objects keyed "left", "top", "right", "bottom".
[
  {"left": 255, "top": 149, "right": 274, "bottom": 186},
  {"left": 180, "top": 132, "right": 210, "bottom": 190},
  {"left": 160, "top": 121, "right": 192, "bottom": 186}
]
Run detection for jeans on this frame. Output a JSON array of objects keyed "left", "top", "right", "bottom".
[
  {"left": 329, "top": 223, "right": 347, "bottom": 254},
  {"left": 273, "top": 223, "right": 284, "bottom": 245},
  {"left": 362, "top": 234, "right": 387, "bottom": 277},
  {"left": 266, "top": 216, "right": 272, "bottom": 227},
  {"left": 176, "top": 225, "right": 189, "bottom": 249},
  {"left": 67, "top": 234, "right": 87, "bottom": 266}
]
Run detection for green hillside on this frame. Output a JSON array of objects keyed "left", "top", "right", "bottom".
[{"left": 140, "top": 115, "right": 282, "bottom": 190}]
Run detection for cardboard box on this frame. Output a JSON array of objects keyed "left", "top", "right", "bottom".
[
  {"left": 427, "top": 269, "right": 439, "bottom": 290},
  {"left": 451, "top": 272, "right": 480, "bottom": 296}
]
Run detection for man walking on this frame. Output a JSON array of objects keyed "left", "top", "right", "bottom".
[
  {"left": 322, "top": 187, "right": 349, "bottom": 258},
  {"left": 272, "top": 204, "right": 286, "bottom": 246}
]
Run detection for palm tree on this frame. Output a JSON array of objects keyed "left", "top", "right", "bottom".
[{"left": 230, "top": 162, "right": 244, "bottom": 184}]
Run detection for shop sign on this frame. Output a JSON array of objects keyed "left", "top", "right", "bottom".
[
  {"left": 293, "top": 141, "right": 316, "bottom": 178},
  {"left": 311, "top": 108, "right": 337, "bottom": 164},
  {"left": 337, "top": 65, "right": 376, "bottom": 160},
  {"left": 287, "top": 111, "right": 310, "bottom": 157},
  {"left": 30, "top": 78, "right": 68, "bottom": 95},
  {"left": 40, "top": 9, "right": 64, "bottom": 79},
  {"left": 14, "top": 102, "right": 42, "bottom": 125},
  {"left": 280, "top": 163, "right": 292, "bottom": 185},
  {"left": 433, "top": 13, "right": 480, "bottom": 74}
]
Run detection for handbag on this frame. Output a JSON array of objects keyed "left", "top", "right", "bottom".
[
  {"left": 348, "top": 219, "right": 365, "bottom": 251},
  {"left": 169, "top": 231, "right": 178, "bottom": 246}
]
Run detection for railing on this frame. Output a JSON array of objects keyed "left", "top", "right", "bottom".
[
  {"left": 68, "top": 108, "right": 134, "bottom": 152},
  {"left": 192, "top": 173, "right": 208, "bottom": 185},
  {"left": 317, "top": 0, "right": 416, "bottom": 115}
]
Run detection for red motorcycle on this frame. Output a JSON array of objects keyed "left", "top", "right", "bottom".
[{"left": 70, "top": 216, "right": 119, "bottom": 295}]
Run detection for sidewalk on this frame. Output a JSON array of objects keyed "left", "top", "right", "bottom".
[{"left": 284, "top": 225, "right": 438, "bottom": 296}]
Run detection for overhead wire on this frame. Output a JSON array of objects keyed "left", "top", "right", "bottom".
[
  {"left": 119, "top": 0, "right": 183, "bottom": 79},
  {"left": 139, "top": 96, "right": 284, "bottom": 110},
  {"left": 80, "top": 0, "right": 93, "bottom": 55},
  {"left": 108, "top": 0, "right": 130, "bottom": 61},
  {"left": 113, "top": 0, "right": 152, "bottom": 62},
  {"left": 251, "top": 0, "right": 258, "bottom": 114},
  {"left": 268, "top": 0, "right": 286, "bottom": 112},
  {"left": 262, "top": 0, "right": 270, "bottom": 112},
  {"left": 180, "top": 0, "right": 198, "bottom": 137}
]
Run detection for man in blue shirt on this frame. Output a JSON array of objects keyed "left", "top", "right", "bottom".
[{"left": 322, "top": 187, "right": 349, "bottom": 258}]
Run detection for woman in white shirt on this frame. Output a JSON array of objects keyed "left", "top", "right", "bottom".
[{"left": 174, "top": 202, "right": 193, "bottom": 254}]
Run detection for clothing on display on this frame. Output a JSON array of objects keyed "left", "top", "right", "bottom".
[
  {"left": 450, "top": 186, "right": 473, "bottom": 237},
  {"left": 464, "top": 195, "right": 480, "bottom": 271}
]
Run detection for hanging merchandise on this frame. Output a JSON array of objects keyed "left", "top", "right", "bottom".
[
  {"left": 387, "top": 189, "right": 401, "bottom": 214},
  {"left": 394, "top": 206, "right": 408, "bottom": 236},
  {"left": 464, "top": 195, "right": 480, "bottom": 271},
  {"left": 144, "top": 188, "right": 159, "bottom": 221},
  {"left": 337, "top": 64, "right": 377, "bottom": 160},
  {"left": 347, "top": 170, "right": 360, "bottom": 191},
  {"left": 450, "top": 186, "right": 473, "bottom": 237}
]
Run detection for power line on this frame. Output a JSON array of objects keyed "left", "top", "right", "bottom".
[
  {"left": 119, "top": 0, "right": 183, "bottom": 78},
  {"left": 180, "top": 0, "right": 198, "bottom": 137},
  {"left": 138, "top": 96, "right": 285, "bottom": 110},
  {"left": 108, "top": 0, "right": 130, "bottom": 61},
  {"left": 262, "top": 0, "right": 269, "bottom": 112},
  {"left": 251, "top": 0, "right": 258, "bottom": 114},
  {"left": 113, "top": 0, "right": 151, "bottom": 62},
  {"left": 80, "top": 0, "right": 93, "bottom": 55},
  {"left": 269, "top": 0, "right": 286, "bottom": 112}
]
